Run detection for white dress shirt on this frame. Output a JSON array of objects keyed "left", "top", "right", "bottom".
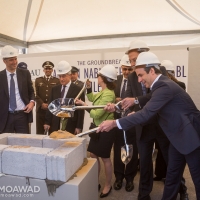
[{"left": 61, "top": 81, "right": 72, "bottom": 98}]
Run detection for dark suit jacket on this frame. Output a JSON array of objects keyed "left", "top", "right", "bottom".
[
  {"left": 114, "top": 75, "right": 123, "bottom": 98},
  {"left": 0, "top": 68, "right": 35, "bottom": 133},
  {"left": 114, "top": 75, "right": 123, "bottom": 119},
  {"left": 73, "top": 80, "right": 84, "bottom": 88},
  {"left": 176, "top": 81, "right": 186, "bottom": 90},
  {"left": 119, "top": 75, "right": 200, "bottom": 155},
  {"left": 126, "top": 72, "right": 156, "bottom": 140},
  {"left": 45, "top": 83, "right": 85, "bottom": 133}
]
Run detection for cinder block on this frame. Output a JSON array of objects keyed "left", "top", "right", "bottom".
[
  {"left": 46, "top": 142, "right": 84, "bottom": 182},
  {"left": 8, "top": 134, "right": 47, "bottom": 148},
  {"left": 2, "top": 146, "right": 53, "bottom": 179},
  {"left": 0, "top": 145, "right": 10, "bottom": 173},
  {"left": 0, "top": 133, "right": 13, "bottom": 145},
  {"left": 43, "top": 137, "right": 87, "bottom": 157}
]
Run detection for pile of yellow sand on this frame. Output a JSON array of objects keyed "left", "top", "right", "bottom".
[
  {"left": 56, "top": 112, "right": 70, "bottom": 118},
  {"left": 49, "top": 130, "right": 75, "bottom": 139}
]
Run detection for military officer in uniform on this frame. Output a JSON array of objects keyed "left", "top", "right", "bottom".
[
  {"left": 71, "top": 66, "right": 84, "bottom": 88},
  {"left": 35, "top": 61, "right": 60, "bottom": 134}
]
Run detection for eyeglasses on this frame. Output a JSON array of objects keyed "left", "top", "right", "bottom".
[
  {"left": 122, "top": 68, "right": 133, "bottom": 72},
  {"left": 44, "top": 68, "right": 52, "bottom": 70}
]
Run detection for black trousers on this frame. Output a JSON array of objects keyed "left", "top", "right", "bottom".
[
  {"left": 3, "top": 112, "right": 29, "bottom": 134},
  {"left": 36, "top": 109, "right": 47, "bottom": 134},
  {"left": 113, "top": 127, "right": 138, "bottom": 182},
  {"left": 137, "top": 124, "right": 170, "bottom": 200},
  {"left": 155, "top": 141, "right": 167, "bottom": 178},
  {"left": 162, "top": 144, "right": 200, "bottom": 200}
]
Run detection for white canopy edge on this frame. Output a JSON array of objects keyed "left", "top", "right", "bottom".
[{"left": 28, "top": 33, "right": 200, "bottom": 53}]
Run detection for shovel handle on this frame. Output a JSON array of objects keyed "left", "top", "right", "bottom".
[
  {"left": 74, "top": 82, "right": 87, "bottom": 101},
  {"left": 76, "top": 127, "right": 99, "bottom": 137},
  {"left": 73, "top": 105, "right": 106, "bottom": 110},
  {"left": 44, "top": 128, "right": 49, "bottom": 135}
]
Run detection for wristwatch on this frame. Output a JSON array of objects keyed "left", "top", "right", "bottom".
[{"left": 134, "top": 97, "right": 139, "bottom": 105}]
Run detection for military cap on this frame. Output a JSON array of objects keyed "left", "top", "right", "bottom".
[
  {"left": 71, "top": 66, "right": 79, "bottom": 73},
  {"left": 42, "top": 61, "right": 54, "bottom": 69},
  {"left": 17, "top": 62, "right": 28, "bottom": 70}
]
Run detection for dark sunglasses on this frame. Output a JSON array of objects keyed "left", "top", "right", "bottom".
[{"left": 122, "top": 68, "right": 133, "bottom": 72}]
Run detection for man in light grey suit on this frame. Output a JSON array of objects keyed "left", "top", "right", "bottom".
[{"left": 98, "top": 52, "right": 200, "bottom": 200}]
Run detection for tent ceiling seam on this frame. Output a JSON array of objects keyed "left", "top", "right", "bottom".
[
  {"left": 23, "top": 0, "right": 33, "bottom": 41},
  {"left": 27, "top": 0, "right": 44, "bottom": 42},
  {"left": 27, "top": 30, "right": 200, "bottom": 46},
  {"left": 166, "top": 0, "right": 200, "bottom": 26}
]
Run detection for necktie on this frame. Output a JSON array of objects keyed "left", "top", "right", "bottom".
[
  {"left": 60, "top": 85, "right": 67, "bottom": 130},
  {"left": 10, "top": 74, "right": 17, "bottom": 111},
  {"left": 141, "top": 82, "right": 147, "bottom": 96},
  {"left": 46, "top": 78, "right": 49, "bottom": 81},
  {"left": 121, "top": 79, "right": 127, "bottom": 99},
  {"left": 61, "top": 86, "right": 66, "bottom": 98}
]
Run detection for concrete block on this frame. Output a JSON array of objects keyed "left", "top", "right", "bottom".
[
  {"left": 2, "top": 146, "right": 53, "bottom": 179},
  {"left": 0, "top": 133, "right": 12, "bottom": 145},
  {"left": 0, "top": 158, "right": 98, "bottom": 200},
  {"left": 8, "top": 134, "right": 47, "bottom": 148},
  {"left": 47, "top": 142, "right": 84, "bottom": 182},
  {"left": 43, "top": 137, "right": 87, "bottom": 157},
  {"left": 0, "top": 144, "right": 10, "bottom": 173}
]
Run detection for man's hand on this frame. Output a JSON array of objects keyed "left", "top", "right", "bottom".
[
  {"left": 121, "top": 98, "right": 135, "bottom": 110},
  {"left": 41, "top": 103, "right": 48, "bottom": 110},
  {"left": 74, "top": 128, "right": 81, "bottom": 135},
  {"left": 127, "top": 111, "right": 135, "bottom": 116},
  {"left": 104, "top": 103, "right": 116, "bottom": 113},
  {"left": 44, "top": 124, "right": 50, "bottom": 130},
  {"left": 115, "top": 98, "right": 122, "bottom": 103},
  {"left": 24, "top": 101, "right": 35, "bottom": 113},
  {"left": 97, "top": 120, "right": 117, "bottom": 133}
]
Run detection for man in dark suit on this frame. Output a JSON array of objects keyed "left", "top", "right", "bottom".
[
  {"left": 35, "top": 61, "right": 60, "bottom": 134},
  {"left": 113, "top": 55, "right": 138, "bottom": 192},
  {"left": 44, "top": 61, "right": 85, "bottom": 135},
  {"left": 154, "top": 61, "right": 186, "bottom": 181},
  {"left": 121, "top": 40, "right": 177, "bottom": 200},
  {"left": 0, "top": 45, "right": 35, "bottom": 134},
  {"left": 71, "top": 66, "right": 84, "bottom": 88},
  {"left": 98, "top": 51, "right": 200, "bottom": 199}
]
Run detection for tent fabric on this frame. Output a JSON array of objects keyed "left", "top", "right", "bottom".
[
  {"left": 0, "top": 0, "right": 200, "bottom": 43},
  {"left": 28, "top": 34, "right": 200, "bottom": 53}
]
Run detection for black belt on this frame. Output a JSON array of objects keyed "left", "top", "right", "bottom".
[{"left": 8, "top": 110, "right": 24, "bottom": 114}]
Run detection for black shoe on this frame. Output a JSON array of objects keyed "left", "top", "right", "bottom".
[
  {"left": 100, "top": 187, "right": 112, "bottom": 198},
  {"left": 180, "top": 192, "right": 189, "bottom": 200},
  {"left": 153, "top": 176, "right": 163, "bottom": 181},
  {"left": 125, "top": 181, "right": 134, "bottom": 192},
  {"left": 113, "top": 180, "right": 123, "bottom": 190},
  {"left": 98, "top": 184, "right": 101, "bottom": 191}
]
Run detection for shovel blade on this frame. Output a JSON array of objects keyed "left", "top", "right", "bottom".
[
  {"left": 48, "top": 98, "right": 75, "bottom": 118},
  {"left": 121, "top": 144, "right": 133, "bottom": 165}
]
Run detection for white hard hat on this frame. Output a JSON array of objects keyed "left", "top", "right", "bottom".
[
  {"left": 135, "top": 52, "right": 160, "bottom": 69},
  {"left": 98, "top": 65, "right": 117, "bottom": 81},
  {"left": 160, "top": 60, "right": 175, "bottom": 71},
  {"left": 120, "top": 55, "right": 131, "bottom": 67},
  {"left": 56, "top": 61, "right": 72, "bottom": 75},
  {"left": 1, "top": 45, "right": 19, "bottom": 58},
  {"left": 125, "top": 39, "right": 149, "bottom": 54}
]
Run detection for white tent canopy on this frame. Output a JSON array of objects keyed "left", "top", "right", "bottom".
[{"left": 0, "top": 0, "right": 200, "bottom": 51}]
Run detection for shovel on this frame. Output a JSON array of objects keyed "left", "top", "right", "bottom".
[
  {"left": 76, "top": 127, "right": 99, "bottom": 137},
  {"left": 48, "top": 98, "right": 124, "bottom": 118},
  {"left": 121, "top": 130, "right": 133, "bottom": 170},
  {"left": 152, "top": 143, "right": 158, "bottom": 162},
  {"left": 44, "top": 128, "right": 49, "bottom": 135}
]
